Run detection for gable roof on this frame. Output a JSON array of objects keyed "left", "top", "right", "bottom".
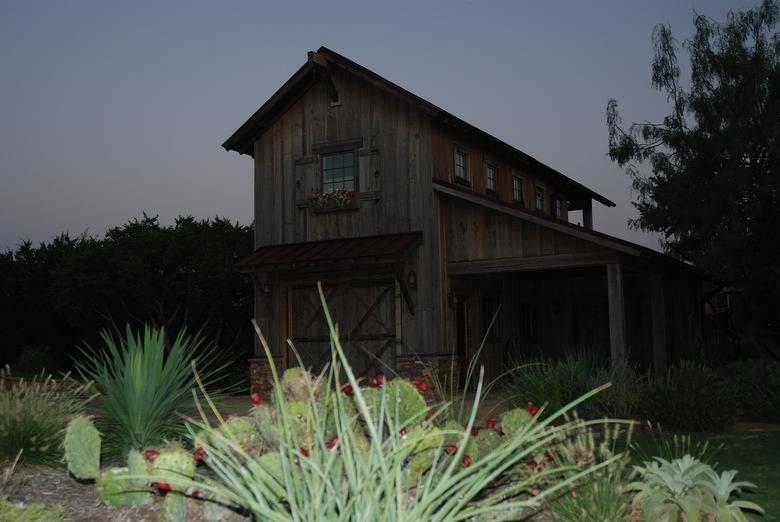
[{"left": 223, "top": 46, "right": 615, "bottom": 208}]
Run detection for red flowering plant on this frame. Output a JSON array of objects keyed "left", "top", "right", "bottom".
[{"left": 306, "top": 188, "right": 357, "bottom": 206}]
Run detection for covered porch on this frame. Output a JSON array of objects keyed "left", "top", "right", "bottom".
[{"left": 446, "top": 253, "right": 704, "bottom": 381}]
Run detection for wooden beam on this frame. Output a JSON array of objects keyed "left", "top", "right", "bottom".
[
  {"left": 433, "top": 182, "right": 640, "bottom": 256},
  {"left": 650, "top": 274, "right": 668, "bottom": 375},
  {"left": 448, "top": 251, "right": 619, "bottom": 275},
  {"left": 582, "top": 198, "right": 593, "bottom": 230},
  {"left": 607, "top": 263, "right": 627, "bottom": 365}
]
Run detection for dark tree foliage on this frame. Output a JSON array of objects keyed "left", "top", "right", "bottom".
[
  {"left": 607, "top": 1, "right": 780, "bottom": 351},
  {"left": 0, "top": 215, "right": 254, "bottom": 372}
]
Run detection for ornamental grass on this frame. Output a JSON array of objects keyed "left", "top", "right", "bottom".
[
  {"left": 168, "top": 284, "right": 629, "bottom": 522},
  {"left": 0, "top": 367, "right": 93, "bottom": 465}
]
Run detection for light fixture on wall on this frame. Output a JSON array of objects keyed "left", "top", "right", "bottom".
[{"left": 407, "top": 270, "right": 417, "bottom": 290}]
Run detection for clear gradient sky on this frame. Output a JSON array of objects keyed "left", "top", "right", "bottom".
[{"left": 0, "top": 0, "right": 757, "bottom": 251}]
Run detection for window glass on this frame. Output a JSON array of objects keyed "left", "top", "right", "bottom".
[
  {"left": 322, "top": 151, "right": 355, "bottom": 192},
  {"left": 512, "top": 177, "right": 523, "bottom": 202},
  {"left": 455, "top": 150, "right": 467, "bottom": 179},
  {"left": 487, "top": 165, "right": 496, "bottom": 191},
  {"left": 535, "top": 187, "right": 545, "bottom": 211}
]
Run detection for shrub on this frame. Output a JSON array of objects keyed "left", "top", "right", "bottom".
[
  {"left": 74, "top": 325, "right": 229, "bottom": 455},
  {"left": 505, "top": 349, "right": 640, "bottom": 419},
  {"left": 723, "top": 359, "right": 780, "bottom": 422},
  {"left": 640, "top": 361, "right": 739, "bottom": 431},
  {"left": 0, "top": 368, "right": 92, "bottom": 464},
  {"left": 628, "top": 455, "right": 763, "bottom": 521},
  {"left": 174, "top": 289, "right": 628, "bottom": 521}
]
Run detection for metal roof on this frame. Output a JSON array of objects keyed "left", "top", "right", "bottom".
[{"left": 236, "top": 232, "right": 423, "bottom": 270}]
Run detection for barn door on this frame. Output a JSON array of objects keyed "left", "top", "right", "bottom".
[{"left": 288, "top": 281, "right": 397, "bottom": 377}]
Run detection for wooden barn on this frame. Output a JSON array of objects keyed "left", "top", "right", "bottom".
[{"left": 223, "top": 47, "right": 705, "bottom": 392}]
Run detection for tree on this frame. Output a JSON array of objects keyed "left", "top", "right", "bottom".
[
  {"left": 606, "top": 0, "right": 780, "bottom": 352},
  {"left": 0, "top": 215, "right": 254, "bottom": 372}
]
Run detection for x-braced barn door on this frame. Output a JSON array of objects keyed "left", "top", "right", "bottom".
[{"left": 288, "top": 281, "right": 398, "bottom": 377}]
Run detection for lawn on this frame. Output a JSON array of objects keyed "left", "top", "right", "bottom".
[{"left": 631, "top": 429, "right": 780, "bottom": 521}]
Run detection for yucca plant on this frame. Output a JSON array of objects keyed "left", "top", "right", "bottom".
[
  {"left": 74, "top": 325, "right": 229, "bottom": 455},
  {"left": 0, "top": 367, "right": 93, "bottom": 464},
  {"left": 168, "top": 284, "right": 629, "bottom": 522}
]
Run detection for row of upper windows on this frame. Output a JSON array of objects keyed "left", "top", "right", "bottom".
[
  {"left": 455, "top": 149, "right": 564, "bottom": 219},
  {"left": 313, "top": 148, "right": 563, "bottom": 220}
]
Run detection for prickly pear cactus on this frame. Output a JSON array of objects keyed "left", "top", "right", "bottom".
[
  {"left": 473, "top": 428, "right": 501, "bottom": 460},
  {"left": 257, "top": 452, "right": 286, "bottom": 498},
  {"left": 384, "top": 378, "right": 427, "bottom": 426},
  {"left": 151, "top": 445, "right": 196, "bottom": 488},
  {"left": 221, "top": 416, "right": 264, "bottom": 456},
  {"left": 442, "top": 420, "right": 477, "bottom": 457},
  {"left": 501, "top": 407, "right": 534, "bottom": 437},
  {"left": 160, "top": 492, "right": 188, "bottom": 522},
  {"left": 282, "top": 400, "right": 314, "bottom": 447},
  {"left": 405, "top": 426, "right": 444, "bottom": 480},
  {"left": 63, "top": 415, "right": 101, "bottom": 480},
  {"left": 96, "top": 467, "right": 129, "bottom": 508},
  {"left": 125, "top": 448, "right": 152, "bottom": 506},
  {"left": 280, "top": 367, "right": 319, "bottom": 401}
]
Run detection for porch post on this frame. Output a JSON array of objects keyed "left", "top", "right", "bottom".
[
  {"left": 606, "top": 262, "right": 627, "bottom": 364},
  {"left": 582, "top": 198, "right": 594, "bottom": 229},
  {"left": 650, "top": 274, "right": 668, "bottom": 375}
]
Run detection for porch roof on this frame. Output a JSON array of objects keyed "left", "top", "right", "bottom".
[{"left": 236, "top": 232, "right": 422, "bottom": 271}]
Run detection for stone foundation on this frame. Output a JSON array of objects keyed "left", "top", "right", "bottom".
[
  {"left": 248, "top": 356, "right": 282, "bottom": 396},
  {"left": 396, "top": 353, "right": 459, "bottom": 394}
]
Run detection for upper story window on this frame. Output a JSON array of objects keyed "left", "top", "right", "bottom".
[
  {"left": 486, "top": 165, "right": 497, "bottom": 192},
  {"left": 455, "top": 150, "right": 468, "bottom": 180},
  {"left": 322, "top": 151, "right": 355, "bottom": 192},
  {"left": 512, "top": 176, "right": 523, "bottom": 204},
  {"left": 535, "top": 186, "right": 545, "bottom": 211},
  {"left": 553, "top": 198, "right": 562, "bottom": 219}
]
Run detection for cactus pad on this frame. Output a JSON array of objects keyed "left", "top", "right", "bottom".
[
  {"left": 501, "top": 408, "right": 534, "bottom": 437},
  {"left": 63, "top": 415, "right": 101, "bottom": 480},
  {"left": 280, "top": 367, "right": 319, "bottom": 401},
  {"left": 384, "top": 379, "right": 427, "bottom": 427}
]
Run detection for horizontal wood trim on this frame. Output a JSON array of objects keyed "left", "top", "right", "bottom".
[
  {"left": 448, "top": 251, "right": 620, "bottom": 275},
  {"left": 433, "top": 181, "right": 641, "bottom": 256},
  {"left": 311, "top": 137, "right": 364, "bottom": 154}
]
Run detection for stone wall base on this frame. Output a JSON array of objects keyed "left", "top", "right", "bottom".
[
  {"left": 249, "top": 356, "right": 282, "bottom": 396},
  {"left": 396, "top": 353, "right": 459, "bottom": 394}
]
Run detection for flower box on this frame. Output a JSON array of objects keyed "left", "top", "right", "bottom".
[{"left": 307, "top": 189, "right": 359, "bottom": 213}]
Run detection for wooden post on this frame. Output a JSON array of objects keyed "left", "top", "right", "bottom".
[
  {"left": 582, "top": 198, "right": 594, "bottom": 229},
  {"left": 650, "top": 274, "right": 668, "bottom": 375},
  {"left": 606, "top": 263, "right": 626, "bottom": 364}
]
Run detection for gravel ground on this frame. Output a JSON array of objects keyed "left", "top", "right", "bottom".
[{"left": 11, "top": 465, "right": 247, "bottom": 522}]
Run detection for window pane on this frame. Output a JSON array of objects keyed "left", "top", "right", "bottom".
[{"left": 343, "top": 153, "right": 353, "bottom": 167}]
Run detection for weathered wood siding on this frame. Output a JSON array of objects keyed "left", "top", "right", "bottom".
[
  {"left": 440, "top": 196, "right": 604, "bottom": 262},
  {"left": 251, "top": 69, "right": 444, "bottom": 357},
  {"left": 431, "top": 125, "right": 569, "bottom": 220}
]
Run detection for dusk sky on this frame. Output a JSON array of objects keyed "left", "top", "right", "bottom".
[{"left": 0, "top": 0, "right": 756, "bottom": 252}]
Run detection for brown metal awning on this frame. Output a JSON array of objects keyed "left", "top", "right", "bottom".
[{"left": 236, "top": 232, "right": 423, "bottom": 271}]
